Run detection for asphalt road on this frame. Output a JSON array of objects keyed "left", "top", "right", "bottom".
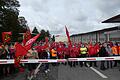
[
  {"left": 57, "top": 64, "right": 120, "bottom": 80},
  {"left": 2, "top": 62, "right": 120, "bottom": 80}
]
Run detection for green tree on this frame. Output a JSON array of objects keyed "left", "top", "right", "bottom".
[
  {"left": 52, "top": 35, "right": 55, "bottom": 42},
  {"left": 38, "top": 29, "right": 46, "bottom": 41},
  {"left": 45, "top": 30, "right": 50, "bottom": 37},
  {"left": 37, "top": 29, "right": 51, "bottom": 42},
  {"left": 0, "top": 0, "right": 27, "bottom": 42},
  {"left": 32, "top": 27, "right": 39, "bottom": 34},
  {"left": 32, "top": 27, "right": 39, "bottom": 37}
]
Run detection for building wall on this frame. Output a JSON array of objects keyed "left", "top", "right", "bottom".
[
  {"left": 99, "top": 32, "right": 106, "bottom": 43},
  {"left": 55, "top": 36, "right": 68, "bottom": 42},
  {"left": 109, "top": 31, "right": 120, "bottom": 42},
  {"left": 71, "top": 28, "right": 120, "bottom": 43}
]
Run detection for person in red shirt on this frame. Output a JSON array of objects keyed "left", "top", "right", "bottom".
[
  {"left": 88, "top": 43, "right": 98, "bottom": 67},
  {"left": 74, "top": 45, "right": 80, "bottom": 66},
  {"left": 57, "top": 46, "right": 64, "bottom": 59},
  {"left": 69, "top": 46, "right": 75, "bottom": 67},
  {"left": 63, "top": 44, "right": 69, "bottom": 65},
  {"left": 69, "top": 45, "right": 79, "bottom": 67}
]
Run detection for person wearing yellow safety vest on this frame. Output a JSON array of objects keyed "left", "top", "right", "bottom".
[
  {"left": 112, "top": 43, "right": 119, "bottom": 67},
  {"left": 80, "top": 44, "right": 88, "bottom": 67}
]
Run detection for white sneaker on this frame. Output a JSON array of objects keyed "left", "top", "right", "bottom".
[
  {"left": 27, "top": 76, "right": 30, "bottom": 80},
  {"left": 45, "top": 70, "right": 48, "bottom": 73},
  {"left": 47, "top": 69, "right": 50, "bottom": 72}
]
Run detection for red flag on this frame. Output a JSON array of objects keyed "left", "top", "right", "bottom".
[
  {"left": 65, "top": 26, "right": 72, "bottom": 47},
  {"left": 25, "top": 34, "right": 40, "bottom": 50},
  {"left": 15, "top": 42, "right": 27, "bottom": 57},
  {"left": 2, "top": 32, "right": 12, "bottom": 43},
  {"left": 45, "top": 37, "right": 49, "bottom": 43},
  {"left": 22, "top": 30, "right": 31, "bottom": 45},
  {"left": 14, "top": 42, "right": 28, "bottom": 70},
  {"left": 44, "top": 37, "right": 49, "bottom": 49}
]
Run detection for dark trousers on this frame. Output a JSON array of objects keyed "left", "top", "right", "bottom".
[
  {"left": 64, "top": 55, "right": 69, "bottom": 65},
  {"left": 80, "top": 54, "right": 87, "bottom": 67},
  {"left": 114, "top": 60, "right": 118, "bottom": 67},
  {"left": 106, "top": 61, "right": 113, "bottom": 68},
  {"left": 52, "top": 57, "right": 57, "bottom": 66},
  {"left": 113, "top": 55, "right": 119, "bottom": 67},
  {"left": 100, "top": 61, "right": 106, "bottom": 70},
  {"left": 45, "top": 63, "right": 49, "bottom": 70},
  {"left": 89, "top": 54, "right": 97, "bottom": 67},
  {"left": 106, "top": 55, "right": 113, "bottom": 68},
  {"left": 69, "top": 61, "right": 76, "bottom": 67},
  {"left": 0, "top": 65, "right": 3, "bottom": 77}
]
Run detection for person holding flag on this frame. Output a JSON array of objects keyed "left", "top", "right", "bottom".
[
  {"left": 88, "top": 43, "right": 98, "bottom": 67},
  {"left": 14, "top": 34, "right": 40, "bottom": 72},
  {"left": 26, "top": 47, "right": 39, "bottom": 79}
]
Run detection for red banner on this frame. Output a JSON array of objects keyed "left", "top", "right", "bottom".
[
  {"left": 15, "top": 42, "right": 28, "bottom": 57},
  {"left": 25, "top": 34, "right": 40, "bottom": 50},
  {"left": 2, "top": 32, "right": 12, "bottom": 43},
  {"left": 14, "top": 42, "right": 27, "bottom": 72}
]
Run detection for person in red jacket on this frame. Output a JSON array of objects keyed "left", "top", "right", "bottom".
[
  {"left": 88, "top": 43, "right": 98, "bottom": 67},
  {"left": 74, "top": 46, "right": 80, "bottom": 66},
  {"left": 63, "top": 45, "right": 69, "bottom": 65},
  {"left": 57, "top": 46, "right": 64, "bottom": 59},
  {"left": 69, "top": 46, "right": 77, "bottom": 67}
]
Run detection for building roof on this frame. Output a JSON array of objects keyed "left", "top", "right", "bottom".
[
  {"left": 71, "top": 26, "right": 120, "bottom": 37},
  {"left": 71, "top": 14, "right": 120, "bottom": 37},
  {"left": 102, "top": 14, "right": 120, "bottom": 23}
]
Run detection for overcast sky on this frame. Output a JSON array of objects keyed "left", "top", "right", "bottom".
[{"left": 18, "top": 0, "right": 120, "bottom": 35}]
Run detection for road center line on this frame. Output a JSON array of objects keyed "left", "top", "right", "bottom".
[
  {"left": 86, "top": 64, "right": 108, "bottom": 78},
  {"left": 89, "top": 66, "right": 108, "bottom": 78},
  {"left": 30, "top": 63, "right": 42, "bottom": 80}
]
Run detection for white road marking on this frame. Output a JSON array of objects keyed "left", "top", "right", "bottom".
[
  {"left": 86, "top": 64, "right": 108, "bottom": 78},
  {"left": 90, "top": 66, "right": 108, "bottom": 78},
  {"left": 30, "top": 63, "right": 42, "bottom": 80}
]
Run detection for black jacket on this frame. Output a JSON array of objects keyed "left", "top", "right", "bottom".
[{"left": 98, "top": 46, "right": 107, "bottom": 57}]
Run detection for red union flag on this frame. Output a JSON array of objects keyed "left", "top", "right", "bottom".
[
  {"left": 25, "top": 34, "right": 40, "bottom": 50},
  {"left": 2, "top": 32, "right": 12, "bottom": 43}
]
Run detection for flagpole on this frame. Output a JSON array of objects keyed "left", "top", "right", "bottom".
[{"left": 65, "top": 25, "right": 72, "bottom": 47}]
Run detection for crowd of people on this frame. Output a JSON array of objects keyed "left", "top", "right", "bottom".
[
  {"left": 0, "top": 43, "right": 15, "bottom": 78},
  {"left": 0, "top": 41, "right": 120, "bottom": 79}
]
